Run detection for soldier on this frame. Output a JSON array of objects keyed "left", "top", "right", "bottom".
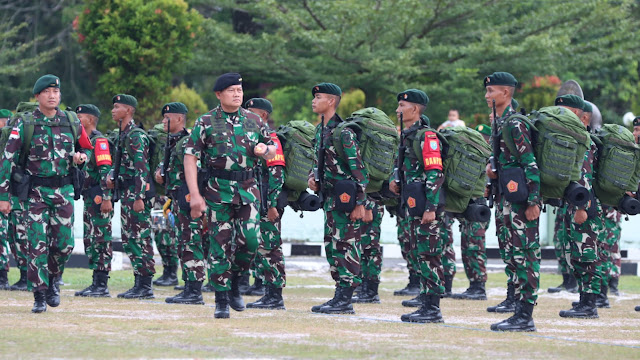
[
  {"left": 184, "top": 73, "right": 278, "bottom": 319},
  {"left": 548, "top": 205, "right": 579, "bottom": 294},
  {"left": 392, "top": 208, "right": 421, "bottom": 297},
  {"left": 0, "top": 74, "right": 90, "bottom": 313},
  {"left": 390, "top": 89, "right": 446, "bottom": 323},
  {"left": 0, "top": 109, "right": 12, "bottom": 289},
  {"left": 352, "top": 197, "right": 383, "bottom": 304},
  {"left": 74, "top": 104, "right": 114, "bottom": 297},
  {"left": 106, "top": 94, "right": 156, "bottom": 299},
  {"left": 440, "top": 214, "right": 456, "bottom": 298},
  {"left": 307, "top": 82, "right": 368, "bottom": 315},
  {"left": 152, "top": 196, "right": 180, "bottom": 287},
  {"left": 485, "top": 72, "right": 541, "bottom": 332}
]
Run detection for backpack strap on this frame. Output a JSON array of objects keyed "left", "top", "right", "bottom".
[
  {"left": 331, "top": 120, "right": 361, "bottom": 161},
  {"left": 501, "top": 113, "right": 536, "bottom": 161},
  {"left": 124, "top": 127, "right": 148, "bottom": 156}
]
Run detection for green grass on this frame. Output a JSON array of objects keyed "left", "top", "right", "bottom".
[{"left": 1, "top": 268, "right": 640, "bottom": 359}]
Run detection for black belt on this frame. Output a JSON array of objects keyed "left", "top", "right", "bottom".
[
  {"left": 208, "top": 168, "right": 254, "bottom": 181},
  {"left": 31, "top": 175, "right": 73, "bottom": 188}
]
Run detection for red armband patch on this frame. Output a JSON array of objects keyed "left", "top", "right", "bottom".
[
  {"left": 266, "top": 132, "right": 286, "bottom": 167},
  {"left": 94, "top": 138, "right": 112, "bottom": 166},
  {"left": 422, "top": 132, "right": 442, "bottom": 171}
]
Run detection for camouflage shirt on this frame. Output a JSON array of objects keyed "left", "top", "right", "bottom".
[
  {"left": 164, "top": 128, "right": 190, "bottom": 193},
  {"left": 184, "top": 106, "right": 272, "bottom": 205},
  {"left": 575, "top": 139, "right": 598, "bottom": 211},
  {"left": 85, "top": 130, "right": 112, "bottom": 199},
  {"left": 310, "top": 114, "right": 369, "bottom": 209},
  {"left": 0, "top": 108, "right": 78, "bottom": 202},
  {"left": 116, "top": 120, "right": 150, "bottom": 201}
]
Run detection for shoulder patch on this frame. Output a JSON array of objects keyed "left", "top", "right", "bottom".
[
  {"left": 422, "top": 130, "right": 442, "bottom": 171},
  {"left": 94, "top": 138, "right": 112, "bottom": 166}
]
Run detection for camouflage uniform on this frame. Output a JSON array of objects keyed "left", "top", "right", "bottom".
[
  {"left": 441, "top": 214, "right": 456, "bottom": 278},
  {"left": 0, "top": 108, "right": 79, "bottom": 292},
  {"left": 82, "top": 130, "right": 113, "bottom": 272},
  {"left": 154, "top": 221, "right": 179, "bottom": 270},
  {"left": 312, "top": 114, "right": 369, "bottom": 289},
  {"left": 0, "top": 213, "right": 8, "bottom": 272},
  {"left": 360, "top": 199, "right": 383, "bottom": 284},
  {"left": 552, "top": 205, "right": 570, "bottom": 274},
  {"left": 458, "top": 218, "right": 489, "bottom": 282},
  {"left": 600, "top": 206, "right": 621, "bottom": 285},
  {"left": 184, "top": 106, "right": 272, "bottom": 291}
]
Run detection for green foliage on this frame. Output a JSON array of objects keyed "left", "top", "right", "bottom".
[
  {"left": 167, "top": 83, "right": 209, "bottom": 127},
  {"left": 517, "top": 76, "right": 562, "bottom": 113},
  {"left": 337, "top": 89, "right": 366, "bottom": 119},
  {"left": 78, "top": 0, "right": 203, "bottom": 128},
  {"left": 268, "top": 86, "right": 315, "bottom": 126}
]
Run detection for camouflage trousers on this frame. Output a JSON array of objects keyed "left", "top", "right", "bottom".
[
  {"left": 396, "top": 214, "right": 415, "bottom": 274},
  {"left": 600, "top": 207, "right": 622, "bottom": 283},
  {"left": 360, "top": 204, "right": 383, "bottom": 284},
  {"left": 0, "top": 213, "right": 8, "bottom": 271},
  {"left": 441, "top": 214, "right": 456, "bottom": 278},
  {"left": 82, "top": 198, "right": 113, "bottom": 272},
  {"left": 552, "top": 205, "right": 571, "bottom": 275},
  {"left": 207, "top": 201, "right": 260, "bottom": 291},
  {"left": 459, "top": 218, "right": 489, "bottom": 283},
  {"left": 8, "top": 209, "right": 28, "bottom": 272},
  {"left": 120, "top": 192, "right": 155, "bottom": 277},
  {"left": 561, "top": 203, "right": 603, "bottom": 294},
  {"left": 495, "top": 202, "right": 516, "bottom": 286},
  {"left": 253, "top": 208, "right": 286, "bottom": 288},
  {"left": 173, "top": 202, "right": 206, "bottom": 282},
  {"left": 501, "top": 200, "right": 540, "bottom": 305},
  {"left": 26, "top": 185, "right": 75, "bottom": 292},
  {"left": 154, "top": 228, "right": 180, "bottom": 268},
  {"left": 324, "top": 209, "right": 362, "bottom": 289},
  {"left": 410, "top": 208, "right": 445, "bottom": 296}
]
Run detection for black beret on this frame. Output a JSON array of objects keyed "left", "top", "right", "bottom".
[
  {"left": 484, "top": 72, "right": 518, "bottom": 88},
  {"left": 0, "top": 109, "right": 13, "bottom": 119},
  {"left": 633, "top": 116, "right": 640, "bottom": 127},
  {"left": 33, "top": 74, "right": 60, "bottom": 95},
  {"left": 245, "top": 98, "right": 273, "bottom": 114},
  {"left": 312, "top": 83, "right": 342, "bottom": 96},
  {"left": 555, "top": 94, "right": 585, "bottom": 110},
  {"left": 213, "top": 72, "right": 243, "bottom": 92},
  {"left": 397, "top": 89, "right": 429, "bottom": 106},
  {"left": 161, "top": 102, "right": 188, "bottom": 115},
  {"left": 475, "top": 124, "right": 491, "bottom": 136},
  {"left": 75, "top": 104, "right": 101, "bottom": 118},
  {"left": 112, "top": 94, "right": 138, "bottom": 109}
]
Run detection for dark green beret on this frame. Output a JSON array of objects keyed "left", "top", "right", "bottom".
[
  {"left": 161, "top": 102, "right": 188, "bottom": 115},
  {"left": 0, "top": 109, "right": 13, "bottom": 119},
  {"left": 511, "top": 98, "right": 519, "bottom": 109},
  {"left": 312, "top": 83, "right": 342, "bottom": 97},
  {"left": 555, "top": 94, "right": 585, "bottom": 110},
  {"left": 475, "top": 124, "right": 491, "bottom": 136},
  {"left": 213, "top": 72, "right": 242, "bottom": 92},
  {"left": 245, "top": 98, "right": 273, "bottom": 114},
  {"left": 33, "top": 74, "right": 60, "bottom": 95},
  {"left": 397, "top": 89, "right": 429, "bottom": 106},
  {"left": 112, "top": 94, "right": 138, "bottom": 109},
  {"left": 582, "top": 101, "right": 593, "bottom": 113},
  {"left": 633, "top": 116, "right": 640, "bottom": 127},
  {"left": 75, "top": 104, "right": 101, "bottom": 118},
  {"left": 484, "top": 72, "right": 518, "bottom": 88}
]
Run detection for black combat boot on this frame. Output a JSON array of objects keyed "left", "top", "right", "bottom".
[
  {"left": 117, "top": 275, "right": 140, "bottom": 298},
  {"left": 452, "top": 281, "right": 487, "bottom": 300},
  {"left": 32, "top": 290, "right": 47, "bottom": 313},
  {"left": 201, "top": 282, "right": 215, "bottom": 293},
  {"left": 152, "top": 266, "right": 168, "bottom": 286},
  {"left": 84, "top": 271, "right": 111, "bottom": 297},
  {"left": 487, "top": 282, "right": 516, "bottom": 313},
  {"left": 394, "top": 273, "right": 420, "bottom": 296},
  {"left": 247, "top": 285, "right": 271, "bottom": 308},
  {"left": 229, "top": 272, "right": 245, "bottom": 311},
  {"left": 311, "top": 287, "right": 341, "bottom": 313},
  {"left": 46, "top": 275, "right": 61, "bottom": 307},
  {"left": 401, "top": 294, "right": 444, "bottom": 323},
  {"left": 442, "top": 275, "right": 453, "bottom": 298},
  {"left": 75, "top": 272, "right": 97, "bottom": 297},
  {"left": 214, "top": 291, "right": 230, "bottom": 319},
  {"left": 560, "top": 292, "right": 598, "bottom": 318},
  {"left": 238, "top": 273, "right": 251, "bottom": 295},
  {"left": 56, "top": 274, "right": 65, "bottom": 286},
  {"left": 166, "top": 280, "right": 204, "bottom": 305},
  {"left": 122, "top": 275, "right": 155, "bottom": 299},
  {"left": 353, "top": 278, "right": 366, "bottom": 297},
  {"left": 247, "top": 284, "right": 285, "bottom": 310},
  {"left": 491, "top": 301, "right": 536, "bottom": 332},
  {"left": 572, "top": 292, "right": 584, "bottom": 308},
  {"left": 317, "top": 286, "right": 355, "bottom": 314},
  {"left": 402, "top": 293, "right": 424, "bottom": 308},
  {"left": 154, "top": 265, "right": 178, "bottom": 287},
  {"left": 353, "top": 280, "right": 380, "bottom": 304},
  {"left": 635, "top": 305, "right": 640, "bottom": 312},
  {"left": 10, "top": 269, "right": 28, "bottom": 291},
  {"left": 608, "top": 277, "right": 620, "bottom": 296},
  {"left": 596, "top": 283, "right": 610, "bottom": 308},
  {"left": 548, "top": 273, "right": 578, "bottom": 293},
  {"left": 245, "top": 277, "right": 266, "bottom": 296},
  {"left": 0, "top": 269, "right": 9, "bottom": 290}
]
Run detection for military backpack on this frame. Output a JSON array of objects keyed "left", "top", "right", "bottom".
[{"left": 276, "top": 120, "right": 316, "bottom": 200}]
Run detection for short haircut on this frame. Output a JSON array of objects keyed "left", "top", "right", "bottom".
[{"left": 449, "top": 109, "right": 459, "bottom": 114}]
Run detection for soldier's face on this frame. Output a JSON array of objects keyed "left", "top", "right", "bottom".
[
  {"left": 247, "top": 108, "right": 269, "bottom": 124},
  {"left": 312, "top": 93, "right": 333, "bottom": 114},
  {"left": 484, "top": 85, "right": 509, "bottom": 109},
  {"left": 396, "top": 101, "right": 418, "bottom": 122},
  {"left": 580, "top": 112, "right": 592, "bottom": 128},
  {"left": 77, "top": 113, "right": 95, "bottom": 129},
  {"left": 163, "top": 113, "right": 184, "bottom": 133},
  {"left": 633, "top": 126, "right": 640, "bottom": 143},
  {"left": 216, "top": 85, "right": 243, "bottom": 110},
  {"left": 35, "top": 87, "right": 61, "bottom": 110},
  {"left": 111, "top": 103, "right": 129, "bottom": 122},
  {"left": 0, "top": 118, "right": 7, "bottom": 128}
]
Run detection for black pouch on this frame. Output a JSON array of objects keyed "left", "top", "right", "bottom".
[
  {"left": 71, "top": 167, "right": 85, "bottom": 201},
  {"left": 83, "top": 184, "right": 104, "bottom": 213},
  {"left": 333, "top": 179, "right": 357, "bottom": 213},
  {"left": 176, "top": 183, "right": 192, "bottom": 213},
  {"left": 585, "top": 190, "right": 598, "bottom": 219},
  {"left": 403, "top": 182, "right": 427, "bottom": 217},
  {"left": 276, "top": 188, "right": 289, "bottom": 210},
  {"left": 499, "top": 167, "right": 528, "bottom": 204},
  {"left": 197, "top": 168, "right": 209, "bottom": 194},
  {"left": 10, "top": 169, "right": 30, "bottom": 202}
]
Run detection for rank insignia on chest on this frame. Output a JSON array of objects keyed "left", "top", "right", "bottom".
[
  {"left": 507, "top": 180, "right": 518, "bottom": 193},
  {"left": 407, "top": 197, "right": 416, "bottom": 208},
  {"left": 339, "top": 192, "right": 351, "bottom": 203}
]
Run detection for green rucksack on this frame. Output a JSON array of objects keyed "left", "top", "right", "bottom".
[
  {"left": 503, "top": 106, "right": 590, "bottom": 202},
  {"left": 592, "top": 124, "right": 640, "bottom": 207},
  {"left": 0, "top": 102, "right": 41, "bottom": 156},
  {"left": 414, "top": 126, "right": 491, "bottom": 213},
  {"left": 276, "top": 120, "right": 316, "bottom": 200},
  {"left": 333, "top": 107, "right": 399, "bottom": 193}
]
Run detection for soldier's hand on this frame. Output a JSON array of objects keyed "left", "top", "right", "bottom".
[
  {"left": 154, "top": 169, "right": 163, "bottom": 184},
  {"left": 350, "top": 204, "right": 365, "bottom": 222},
  {"left": 267, "top": 207, "right": 279, "bottom": 222},
  {"left": 421, "top": 210, "right": 436, "bottom": 224},
  {"left": 73, "top": 152, "right": 88, "bottom": 165},
  {"left": 390, "top": 181, "right": 399, "bottom": 195},
  {"left": 525, "top": 204, "right": 541, "bottom": 221},
  {"left": 574, "top": 209, "right": 588, "bottom": 225},
  {"left": 190, "top": 194, "right": 206, "bottom": 219},
  {"left": 101, "top": 199, "right": 113, "bottom": 213},
  {"left": 363, "top": 209, "right": 373, "bottom": 223},
  {"left": 308, "top": 177, "right": 318, "bottom": 192},
  {"left": 106, "top": 177, "right": 114, "bottom": 189},
  {"left": 486, "top": 163, "right": 497, "bottom": 180},
  {"left": 133, "top": 199, "right": 145, "bottom": 213},
  {"left": 0, "top": 201, "right": 10, "bottom": 214},
  {"left": 254, "top": 143, "right": 267, "bottom": 156}
]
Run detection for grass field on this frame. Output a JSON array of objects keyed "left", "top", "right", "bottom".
[{"left": 1, "top": 267, "right": 639, "bottom": 359}]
